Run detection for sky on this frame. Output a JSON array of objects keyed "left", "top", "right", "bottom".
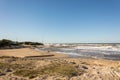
[{"left": 0, "top": 0, "right": 120, "bottom": 43}]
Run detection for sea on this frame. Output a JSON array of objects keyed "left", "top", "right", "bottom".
[{"left": 39, "top": 43, "right": 120, "bottom": 60}]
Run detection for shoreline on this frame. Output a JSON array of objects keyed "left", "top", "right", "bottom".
[
  {"left": 0, "top": 48, "right": 120, "bottom": 80},
  {"left": 0, "top": 48, "right": 120, "bottom": 61}
]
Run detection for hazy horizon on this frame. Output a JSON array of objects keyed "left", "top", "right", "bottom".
[{"left": 1, "top": 0, "right": 120, "bottom": 43}]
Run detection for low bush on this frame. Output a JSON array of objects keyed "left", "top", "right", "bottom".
[{"left": 13, "top": 62, "right": 85, "bottom": 79}]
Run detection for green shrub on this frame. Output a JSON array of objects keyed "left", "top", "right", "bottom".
[
  {"left": 14, "top": 69, "right": 38, "bottom": 79},
  {"left": 13, "top": 62, "right": 85, "bottom": 78},
  {"left": 39, "top": 63, "right": 85, "bottom": 77},
  {"left": 23, "top": 42, "right": 43, "bottom": 45},
  {"left": 0, "top": 39, "right": 13, "bottom": 47},
  {"left": 0, "top": 39, "right": 22, "bottom": 49}
]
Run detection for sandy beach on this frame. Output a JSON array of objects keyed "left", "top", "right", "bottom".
[
  {"left": 1, "top": 0, "right": 120, "bottom": 79},
  {"left": 0, "top": 48, "right": 120, "bottom": 80},
  {"left": 0, "top": 48, "right": 68, "bottom": 58}
]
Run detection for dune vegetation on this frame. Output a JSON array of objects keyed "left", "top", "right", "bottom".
[{"left": 0, "top": 39, "right": 43, "bottom": 49}]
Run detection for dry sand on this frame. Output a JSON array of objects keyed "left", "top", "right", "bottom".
[
  {"left": 0, "top": 48, "right": 68, "bottom": 58},
  {"left": 0, "top": 48, "right": 120, "bottom": 80}
]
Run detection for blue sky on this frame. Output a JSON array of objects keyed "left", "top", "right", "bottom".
[{"left": 0, "top": 0, "right": 120, "bottom": 43}]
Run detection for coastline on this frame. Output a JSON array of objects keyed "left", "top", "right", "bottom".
[
  {"left": 0, "top": 48, "right": 120, "bottom": 80},
  {"left": 0, "top": 47, "right": 120, "bottom": 60}
]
